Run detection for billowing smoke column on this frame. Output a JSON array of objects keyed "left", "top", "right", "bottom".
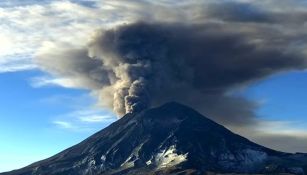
[
  {"left": 86, "top": 22, "right": 306, "bottom": 117},
  {"left": 31, "top": 1, "right": 307, "bottom": 153},
  {"left": 35, "top": 2, "right": 307, "bottom": 126},
  {"left": 88, "top": 23, "right": 197, "bottom": 115}
]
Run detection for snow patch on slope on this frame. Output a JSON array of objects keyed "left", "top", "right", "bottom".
[
  {"left": 120, "top": 142, "right": 145, "bottom": 169},
  {"left": 155, "top": 145, "right": 188, "bottom": 169}
]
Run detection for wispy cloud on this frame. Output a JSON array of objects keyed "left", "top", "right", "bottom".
[
  {"left": 30, "top": 76, "right": 82, "bottom": 88},
  {"left": 53, "top": 120, "right": 74, "bottom": 129},
  {"left": 231, "top": 120, "right": 307, "bottom": 153},
  {"left": 52, "top": 108, "right": 116, "bottom": 132},
  {"left": 75, "top": 109, "right": 114, "bottom": 123},
  {"left": 79, "top": 115, "right": 113, "bottom": 123},
  {"left": 255, "top": 120, "right": 307, "bottom": 136},
  {"left": 0, "top": 0, "right": 119, "bottom": 73},
  {"left": 0, "top": 63, "right": 37, "bottom": 73}
]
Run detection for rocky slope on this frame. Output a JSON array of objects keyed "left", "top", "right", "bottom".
[{"left": 2, "top": 102, "right": 307, "bottom": 175}]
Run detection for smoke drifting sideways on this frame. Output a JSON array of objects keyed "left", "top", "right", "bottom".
[{"left": 35, "top": 2, "right": 307, "bottom": 127}]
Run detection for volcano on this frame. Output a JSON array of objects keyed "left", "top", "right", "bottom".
[{"left": 2, "top": 102, "right": 307, "bottom": 175}]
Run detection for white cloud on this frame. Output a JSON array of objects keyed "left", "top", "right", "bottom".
[
  {"left": 52, "top": 108, "right": 116, "bottom": 131},
  {"left": 79, "top": 115, "right": 114, "bottom": 123},
  {"left": 0, "top": 62, "right": 37, "bottom": 73},
  {"left": 254, "top": 120, "right": 307, "bottom": 136},
  {"left": 1, "top": 0, "right": 178, "bottom": 73},
  {"left": 30, "top": 76, "right": 82, "bottom": 88},
  {"left": 53, "top": 120, "right": 74, "bottom": 129},
  {"left": 72, "top": 109, "right": 115, "bottom": 123},
  {"left": 0, "top": 33, "right": 14, "bottom": 56},
  {"left": 231, "top": 120, "right": 307, "bottom": 153},
  {"left": 0, "top": 0, "right": 128, "bottom": 73}
]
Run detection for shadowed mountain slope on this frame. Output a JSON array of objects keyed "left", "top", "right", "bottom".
[{"left": 2, "top": 102, "right": 307, "bottom": 175}]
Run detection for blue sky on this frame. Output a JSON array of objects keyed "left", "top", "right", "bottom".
[
  {"left": 246, "top": 71, "right": 307, "bottom": 123},
  {"left": 1, "top": 0, "right": 307, "bottom": 172},
  {"left": 0, "top": 70, "right": 115, "bottom": 172}
]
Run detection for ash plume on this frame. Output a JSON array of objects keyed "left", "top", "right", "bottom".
[{"left": 35, "top": 1, "right": 307, "bottom": 126}]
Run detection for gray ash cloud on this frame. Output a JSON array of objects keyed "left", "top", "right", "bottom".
[{"left": 35, "top": 1, "right": 307, "bottom": 126}]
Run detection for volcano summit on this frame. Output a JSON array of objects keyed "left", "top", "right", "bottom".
[{"left": 2, "top": 102, "right": 307, "bottom": 175}]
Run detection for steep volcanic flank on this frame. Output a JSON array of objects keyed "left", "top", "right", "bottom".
[{"left": 2, "top": 102, "right": 307, "bottom": 175}]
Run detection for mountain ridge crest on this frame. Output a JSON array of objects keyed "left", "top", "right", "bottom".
[{"left": 1, "top": 102, "right": 307, "bottom": 175}]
